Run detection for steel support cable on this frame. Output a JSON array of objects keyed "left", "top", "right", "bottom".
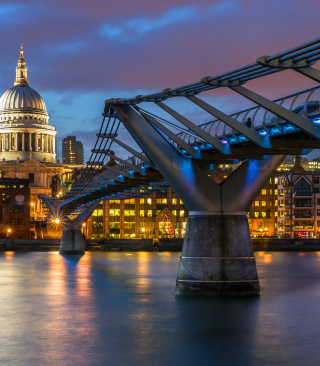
[
  {"left": 67, "top": 114, "right": 118, "bottom": 196},
  {"left": 280, "top": 43, "right": 320, "bottom": 62},
  {"left": 75, "top": 116, "right": 120, "bottom": 191},
  {"left": 266, "top": 37, "right": 320, "bottom": 62},
  {"left": 68, "top": 114, "right": 109, "bottom": 195}
]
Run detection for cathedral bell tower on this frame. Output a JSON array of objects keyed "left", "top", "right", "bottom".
[{"left": 14, "top": 44, "right": 29, "bottom": 87}]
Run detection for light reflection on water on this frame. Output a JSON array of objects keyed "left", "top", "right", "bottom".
[{"left": 0, "top": 251, "right": 320, "bottom": 365}]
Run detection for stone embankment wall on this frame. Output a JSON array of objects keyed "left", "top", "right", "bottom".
[
  {"left": 1, "top": 238, "right": 320, "bottom": 252},
  {"left": 252, "top": 238, "right": 320, "bottom": 251}
]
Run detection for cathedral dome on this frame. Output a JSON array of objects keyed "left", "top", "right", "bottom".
[
  {"left": 0, "top": 44, "right": 48, "bottom": 117},
  {"left": 0, "top": 85, "right": 47, "bottom": 115}
]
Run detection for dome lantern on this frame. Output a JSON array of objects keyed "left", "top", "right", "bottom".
[{"left": 14, "top": 44, "right": 29, "bottom": 87}]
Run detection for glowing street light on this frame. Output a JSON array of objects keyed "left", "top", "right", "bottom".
[
  {"left": 141, "top": 227, "right": 145, "bottom": 232},
  {"left": 54, "top": 218, "right": 60, "bottom": 224},
  {"left": 82, "top": 223, "right": 86, "bottom": 227},
  {"left": 7, "top": 229, "right": 11, "bottom": 233}
]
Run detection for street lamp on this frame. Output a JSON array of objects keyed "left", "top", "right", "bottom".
[{"left": 54, "top": 218, "right": 60, "bottom": 224}]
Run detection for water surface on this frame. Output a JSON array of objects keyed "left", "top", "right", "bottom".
[{"left": 0, "top": 251, "right": 319, "bottom": 365}]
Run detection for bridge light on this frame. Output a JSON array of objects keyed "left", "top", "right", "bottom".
[
  {"left": 313, "top": 118, "right": 320, "bottom": 124},
  {"left": 259, "top": 130, "right": 268, "bottom": 136}
]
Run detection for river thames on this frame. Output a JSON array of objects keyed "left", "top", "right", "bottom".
[{"left": 0, "top": 251, "right": 319, "bottom": 365}]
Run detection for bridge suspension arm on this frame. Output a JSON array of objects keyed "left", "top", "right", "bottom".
[
  {"left": 186, "top": 96, "right": 269, "bottom": 147},
  {"left": 230, "top": 86, "right": 320, "bottom": 139}
]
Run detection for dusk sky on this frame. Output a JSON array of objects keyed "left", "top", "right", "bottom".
[{"left": 1, "top": 0, "right": 320, "bottom": 161}]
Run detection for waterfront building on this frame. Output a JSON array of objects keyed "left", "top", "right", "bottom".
[
  {"left": 247, "top": 173, "right": 281, "bottom": 236},
  {"left": 86, "top": 187, "right": 188, "bottom": 240},
  {"left": 277, "top": 158, "right": 320, "bottom": 239},
  {"left": 0, "top": 177, "right": 30, "bottom": 239},
  {"left": 62, "top": 136, "right": 84, "bottom": 165}
]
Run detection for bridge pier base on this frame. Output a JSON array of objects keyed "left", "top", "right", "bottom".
[
  {"left": 175, "top": 213, "right": 260, "bottom": 297},
  {"left": 60, "top": 229, "right": 86, "bottom": 254}
]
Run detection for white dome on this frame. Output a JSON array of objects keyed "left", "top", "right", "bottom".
[{"left": 0, "top": 85, "right": 48, "bottom": 115}]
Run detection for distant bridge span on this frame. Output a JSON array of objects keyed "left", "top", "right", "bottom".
[{"left": 40, "top": 37, "right": 320, "bottom": 297}]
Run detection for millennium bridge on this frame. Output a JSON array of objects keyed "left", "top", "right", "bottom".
[{"left": 40, "top": 37, "right": 320, "bottom": 296}]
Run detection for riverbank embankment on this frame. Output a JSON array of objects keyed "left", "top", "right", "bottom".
[{"left": 1, "top": 238, "right": 320, "bottom": 252}]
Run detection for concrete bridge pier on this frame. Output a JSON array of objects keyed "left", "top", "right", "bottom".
[
  {"left": 113, "top": 104, "right": 285, "bottom": 297},
  {"left": 60, "top": 227, "right": 86, "bottom": 254},
  {"left": 39, "top": 196, "right": 99, "bottom": 254},
  {"left": 175, "top": 213, "right": 259, "bottom": 296}
]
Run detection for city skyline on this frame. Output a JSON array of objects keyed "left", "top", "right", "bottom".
[{"left": 0, "top": 1, "right": 319, "bottom": 161}]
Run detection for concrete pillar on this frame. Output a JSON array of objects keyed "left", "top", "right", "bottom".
[
  {"left": 114, "top": 104, "right": 285, "bottom": 297},
  {"left": 14, "top": 133, "right": 18, "bottom": 151},
  {"left": 46, "top": 134, "right": 48, "bottom": 152},
  {"left": 60, "top": 228, "right": 86, "bottom": 254},
  {"left": 53, "top": 136, "right": 56, "bottom": 153},
  {"left": 9, "top": 132, "right": 12, "bottom": 150},
  {"left": 2, "top": 134, "right": 4, "bottom": 151},
  {"left": 175, "top": 214, "right": 259, "bottom": 296},
  {"left": 36, "top": 133, "right": 39, "bottom": 151},
  {"left": 29, "top": 132, "right": 32, "bottom": 151},
  {"left": 22, "top": 132, "right": 25, "bottom": 151}
]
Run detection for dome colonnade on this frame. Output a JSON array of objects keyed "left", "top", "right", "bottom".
[{"left": 0, "top": 45, "right": 56, "bottom": 163}]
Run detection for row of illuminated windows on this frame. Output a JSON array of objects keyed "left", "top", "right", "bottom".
[
  {"left": 0, "top": 185, "right": 24, "bottom": 188},
  {"left": 94, "top": 209, "right": 186, "bottom": 217},
  {"left": 108, "top": 198, "right": 184, "bottom": 205},
  {"left": 254, "top": 200, "right": 278, "bottom": 207},
  {"left": 251, "top": 212, "right": 277, "bottom": 218},
  {"left": 269, "top": 178, "right": 279, "bottom": 184},
  {"left": 258, "top": 189, "right": 278, "bottom": 196}
]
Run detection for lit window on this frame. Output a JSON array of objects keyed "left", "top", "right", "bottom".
[
  {"left": 172, "top": 198, "right": 177, "bottom": 205},
  {"left": 147, "top": 198, "right": 152, "bottom": 205},
  {"left": 269, "top": 189, "right": 273, "bottom": 195},
  {"left": 93, "top": 209, "right": 103, "bottom": 216},
  {"left": 109, "top": 209, "right": 120, "bottom": 216},
  {"left": 254, "top": 201, "right": 260, "bottom": 207},
  {"left": 140, "top": 198, "right": 145, "bottom": 204},
  {"left": 156, "top": 199, "right": 161, "bottom": 204},
  {"left": 275, "top": 189, "right": 278, "bottom": 195},
  {"left": 261, "top": 201, "right": 267, "bottom": 207},
  {"left": 156, "top": 210, "right": 161, "bottom": 215},
  {"left": 254, "top": 212, "right": 259, "bottom": 218},
  {"left": 180, "top": 199, "right": 183, "bottom": 205},
  {"left": 124, "top": 210, "right": 135, "bottom": 216},
  {"left": 172, "top": 210, "right": 177, "bottom": 216},
  {"left": 147, "top": 210, "right": 152, "bottom": 217},
  {"left": 275, "top": 200, "right": 278, "bottom": 207},
  {"left": 180, "top": 210, "right": 185, "bottom": 217},
  {"left": 261, "top": 189, "right": 267, "bottom": 195},
  {"left": 261, "top": 212, "right": 267, "bottom": 218},
  {"left": 139, "top": 210, "right": 145, "bottom": 217}
]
